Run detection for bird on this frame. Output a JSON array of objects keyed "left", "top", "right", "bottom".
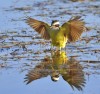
[{"left": 26, "top": 16, "right": 85, "bottom": 50}]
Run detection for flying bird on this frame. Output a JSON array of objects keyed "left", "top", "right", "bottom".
[{"left": 26, "top": 16, "right": 85, "bottom": 50}]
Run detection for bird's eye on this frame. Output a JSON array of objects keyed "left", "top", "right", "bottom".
[{"left": 55, "top": 24, "right": 59, "bottom": 27}]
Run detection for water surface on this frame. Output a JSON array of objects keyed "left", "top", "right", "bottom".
[{"left": 0, "top": 0, "right": 100, "bottom": 94}]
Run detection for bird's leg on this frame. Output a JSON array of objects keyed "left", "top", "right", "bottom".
[
  {"left": 59, "top": 47, "right": 61, "bottom": 51},
  {"left": 59, "top": 48, "right": 61, "bottom": 54}
]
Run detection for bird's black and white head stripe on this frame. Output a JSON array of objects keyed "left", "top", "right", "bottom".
[{"left": 51, "top": 20, "right": 60, "bottom": 26}]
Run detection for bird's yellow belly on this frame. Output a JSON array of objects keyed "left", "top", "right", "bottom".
[{"left": 51, "top": 33, "right": 68, "bottom": 48}]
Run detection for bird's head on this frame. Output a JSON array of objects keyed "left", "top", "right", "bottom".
[
  {"left": 51, "top": 72, "right": 59, "bottom": 82},
  {"left": 51, "top": 20, "right": 60, "bottom": 30}
]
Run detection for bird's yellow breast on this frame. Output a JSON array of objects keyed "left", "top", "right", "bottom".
[{"left": 50, "top": 29, "right": 68, "bottom": 48}]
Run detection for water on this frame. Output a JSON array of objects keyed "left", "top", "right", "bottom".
[{"left": 0, "top": 0, "right": 100, "bottom": 94}]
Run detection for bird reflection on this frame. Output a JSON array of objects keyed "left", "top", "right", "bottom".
[{"left": 24, "top": 51, "right": 85, "bottom": 91}]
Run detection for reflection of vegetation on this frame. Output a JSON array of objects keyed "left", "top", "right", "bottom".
[{"left": 25, "top": 51, "right": 85, "bottom": 91}]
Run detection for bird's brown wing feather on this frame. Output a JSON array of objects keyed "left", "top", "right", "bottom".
[
  {"left": 24, "top": 64, "right": 49, "bottom": 84},
  {"left": 26, "top": 18, "right": 50, "bottom": 40},
  {"left": 61, "top": 16, "right": 85, "bottom": 42},
  {"left": 24, "top": 69, "right": 43, "bottom": 84}
]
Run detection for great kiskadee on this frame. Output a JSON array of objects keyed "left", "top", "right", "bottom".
[{"left": 26, "top": 16, "right": 85, "bottom": 50}]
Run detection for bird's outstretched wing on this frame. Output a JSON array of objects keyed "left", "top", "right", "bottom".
[
  {"left": 24, "top": 67, "right": 49, "bottom": 84},
  {"left": 24, "top": 61, "right": 51, "bottom": 84},
  {"left": 62, "top": 58, "right": 85, "bottom": 91},
  {"left": 26, "top": 18, "right": 50, "bottom": 40},
  {"left": 24, "top": 69, "right": 43, "bottom": 84},
  {"left": 61, "top": 16, "right": 85, "bottom": 42}
]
